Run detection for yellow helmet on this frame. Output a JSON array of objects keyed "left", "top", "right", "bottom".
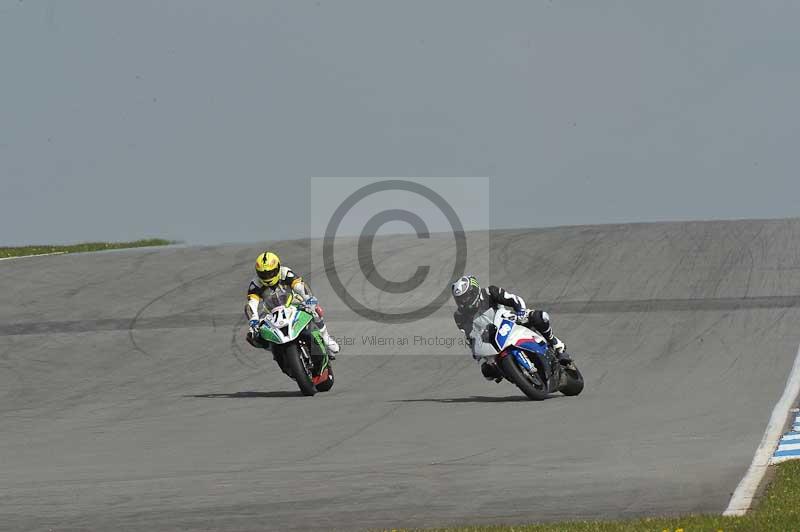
[{"left": 255, "top": 251, "right": 281, "bottom": 287}]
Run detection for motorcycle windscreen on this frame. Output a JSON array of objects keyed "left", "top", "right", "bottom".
[{"left": 264, "top": 287, "right": 293, "bottom": 310}]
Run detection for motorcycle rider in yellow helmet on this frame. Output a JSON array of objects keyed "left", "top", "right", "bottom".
[{"left": 245, "top": 251, "right": 340, "bottom": 356}]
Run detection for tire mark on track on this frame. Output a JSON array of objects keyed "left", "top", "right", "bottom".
[
  {"left": 429, "top": 447, "right": 496, "bottom": 466},
  {"left": 4, "top": 293, "right": 800, "bottom": 337},
  {"left": 127, "top": 258, "right": 251, "bottom": 357},
  {"left": 228, "top": 318, "right": 260, "bottom": 369},
  {"left": 0, "top": 345, "right": 144, "bottom": 419},
  {"left": 734, "top": 224, "right": 763, "bottom": 299},
  {"left": 63, "top": 250, "right": 161, "bottom": 299},
  {"left": 349, "top": 354, "right": 397, "bottom": 382},
  {"left": 0, "top": 340, "right": 26, "bottom": 408}
]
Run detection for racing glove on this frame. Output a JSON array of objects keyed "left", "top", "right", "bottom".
[{"left": 304, "top": 296, "right": 324, "bottom": 317}]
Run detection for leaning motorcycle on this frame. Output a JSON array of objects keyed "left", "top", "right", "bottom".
[
  {"left": 256, "top": 289, "right": 334, "bottom": 396},
  {"left": 488, "top": 309, "right": 584, "bottom": 400}
]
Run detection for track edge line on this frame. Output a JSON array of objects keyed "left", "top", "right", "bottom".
[
  {"left": 0, "top": 251, "right": 67, "bottom": 261},
  {"left": 723, "top": 343, "right": 800, "bottom": 516}
]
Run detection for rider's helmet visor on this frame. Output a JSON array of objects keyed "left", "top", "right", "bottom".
[
  {"left": 257, "top": 266, "right": 280, "bottom": 285},
  {"left": 455, "top": 286, "right": 480, "bottom": 310}
]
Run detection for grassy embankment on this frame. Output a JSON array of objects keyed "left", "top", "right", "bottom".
[
  {"left": 0, "top": 238, "right": 174, "bottom": 259},
  {"left": 399, "top": 460, "right": 800, "bottom": 531}
]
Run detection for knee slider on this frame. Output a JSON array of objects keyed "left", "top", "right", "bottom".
[{"left": 481, "top": 362, "right": 502, "bottom": 380}]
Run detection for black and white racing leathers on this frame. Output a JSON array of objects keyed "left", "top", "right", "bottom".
[{"left": 453, "top": 285, "right": 561, "bottom": 380}]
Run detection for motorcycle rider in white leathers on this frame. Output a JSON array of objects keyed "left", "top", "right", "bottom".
[
  {"left": 245, "top": 251, "right": 340, "bottom": 356},
  {"left": 451, "top": 275, "right": 566, "bottom": 382}
]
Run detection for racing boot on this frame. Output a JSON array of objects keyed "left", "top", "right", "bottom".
[
  {"left": 549, "top": 336, "right": 573, "bottom": 365},
  {"left": 550, "top": 336, "right": 565, "bottom": 355},
  {"left": 533, "top": 317, "right": 566, "bottom": 357},
  {"left": 529, "top": 309, "right": 571, "bottom": 364},
  {"left": 537, "top": 327, "right": 566, "bottom": 356},
  {"left": 527, "top": 311, "right": 564, "bottom": 356},
  {"left": 481, "top": 361, "right": 503, "bottom": 383},
  {"left": 319, "top": 326, "right": 340, "bottom": 359}
]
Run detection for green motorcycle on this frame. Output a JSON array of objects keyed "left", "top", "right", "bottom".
[{"left": 256, "top": 289, "right": 334, "bottom": 396}]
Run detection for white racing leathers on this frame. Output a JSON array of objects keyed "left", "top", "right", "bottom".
[{"left": 467, "top": 307, "right": 500, "bottom": 361}]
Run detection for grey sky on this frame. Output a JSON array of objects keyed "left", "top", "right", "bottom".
[{"left": 2, "top": 1, "right": 798, "bottom": 245}]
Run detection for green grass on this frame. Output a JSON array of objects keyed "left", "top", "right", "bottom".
[
  {"left": 395, "top": 461, "right": 800, "bottom": 532},
  {"left": 0, "top": 238, "right": 175, "bottom": 259}
]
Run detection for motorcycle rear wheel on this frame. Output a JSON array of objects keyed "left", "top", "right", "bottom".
[
  {"left": 559, "top": 361, "right": 584, "bottom": 396},
  {"left": 315, "top": 363, "right": 334, "bottom": 392},
  {"left": 499, "top": 354, "right": 548, "bottom": 401}
]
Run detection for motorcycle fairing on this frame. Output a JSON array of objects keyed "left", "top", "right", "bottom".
[
  {"left": 494, "top": 318, "right": 516, "bottom": 349},
  {"left": 494, "top": 316, "right": 548, "bottom": 356},
  {"left": 291, "top": 311, "right": 313, "bottom": 337},
  {"left": 259, "top": 304, "right": 313, "bottom": 344},
  {"left": 494, "top": 310, "right": 552, "bottom": 383}
]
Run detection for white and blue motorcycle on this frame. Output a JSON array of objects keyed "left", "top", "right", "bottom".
[{"left": 476, "top": 308, "right": 584, "bottom": 400}]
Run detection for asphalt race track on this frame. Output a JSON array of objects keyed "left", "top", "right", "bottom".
[{"left": 2, "top": 219, "right": 800, "bottom": 531}]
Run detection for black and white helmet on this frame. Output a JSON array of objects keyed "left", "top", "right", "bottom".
[{"left": 452, "top": 275, "right": 482, "bottom": 312}]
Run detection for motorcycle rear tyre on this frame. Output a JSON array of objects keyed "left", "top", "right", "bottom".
[
  {"left": 315, "top": 364, "right": 334, "bottom": 393},
  {"left": 559, "top": 362, "right": 584, "bottom": 396}
]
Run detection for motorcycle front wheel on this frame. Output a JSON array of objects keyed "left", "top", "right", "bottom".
[
  {"left": 499, "top": 354, "right": 548, "bottom": 401},
  {"left": 284, "top": 343, "right": 317, "bottom": 396}
]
